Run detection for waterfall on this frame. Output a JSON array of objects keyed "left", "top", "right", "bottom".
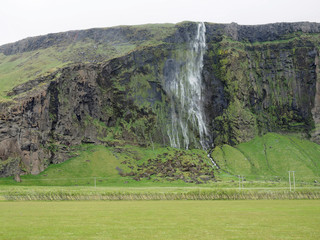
[{"left": 166, "top": 22, "right": 209, "bottom": 150}]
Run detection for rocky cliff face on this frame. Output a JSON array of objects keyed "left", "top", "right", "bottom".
[
  {"left": 204, "top": 22, "right": 320, "bottom": 145},
  {"left": 1, "top": 21, "right": 320, "bottom": 177}
]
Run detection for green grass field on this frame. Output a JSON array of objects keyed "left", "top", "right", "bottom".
[{"left": 0, "top": 200, "right": 319, "bottom": 239}]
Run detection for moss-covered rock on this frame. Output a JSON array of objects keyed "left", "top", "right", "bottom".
[
  {"left": 1, "top": 21, "right": 320, "bottom": 176},
  {"left": 213, "top": 99, "right": 257, "bottom": 145}
]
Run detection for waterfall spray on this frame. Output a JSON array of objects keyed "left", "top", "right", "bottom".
[{"left": 166, "top": 22, "right": 209, "bottom": 150}]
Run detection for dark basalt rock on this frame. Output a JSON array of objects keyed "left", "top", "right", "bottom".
[
  {"left": 206, "top": 21, "right": 320, "bottom": 43},
  {"left": 1, "top": 21, "right": 320, "bottom": 176}
]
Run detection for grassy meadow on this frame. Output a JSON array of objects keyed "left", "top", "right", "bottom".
[{"left": 0, "top": 200, "right": 319, "bottom": 239}]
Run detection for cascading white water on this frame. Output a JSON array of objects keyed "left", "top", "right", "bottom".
[{"left": 166, "top": 22, "right": 209, "bottom": 149}]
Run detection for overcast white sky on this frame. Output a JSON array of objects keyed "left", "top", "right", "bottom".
[{"left": 1, "top": 0, "right": 320, "bottom": 46}]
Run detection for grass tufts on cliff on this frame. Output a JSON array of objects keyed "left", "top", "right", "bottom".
[{"left": 0, "top": 24, "right": 175, "bottom": 100}]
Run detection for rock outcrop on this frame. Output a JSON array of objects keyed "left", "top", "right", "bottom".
[{"left": 1, "top": 21, "right": 320, "bottom": 177}]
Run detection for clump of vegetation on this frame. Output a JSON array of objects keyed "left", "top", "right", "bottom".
[{"left": 120, "top": 150, "right": 215, "bottom": 183}]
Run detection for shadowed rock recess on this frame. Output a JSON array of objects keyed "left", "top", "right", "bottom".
[{"left": 1, "top": 21, "right": 320, "bottom": 177}]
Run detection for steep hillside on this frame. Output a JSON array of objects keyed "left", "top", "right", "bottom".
[
  {"left": 0, "top": 21, "right": 320, "bottom": 177},
  {"left": 212, "top": 133, "right": 320, "bottom": 182}
]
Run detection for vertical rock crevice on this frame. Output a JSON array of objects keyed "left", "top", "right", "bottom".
[{"left": 311, "top": 52, "right": 320, "bottom": 143}]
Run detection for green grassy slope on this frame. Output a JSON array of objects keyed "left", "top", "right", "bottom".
[
  {"left": 0, "top": 144, "right": 211, "bottom": 186},
  {"left": 0, "top": 24, "right": 175, "bottom": 100},
  {"left": 15, "top": 145, "right": 136, "bottom": 186},
  {"left": 212, "top": 133, "right": 320, "bottom": 181},
  {"left": 0, "top": 133, "right": 319, "bottom": 186},
  {"left": 0, "top": 49, "right": 64, "bottom": 100}
]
